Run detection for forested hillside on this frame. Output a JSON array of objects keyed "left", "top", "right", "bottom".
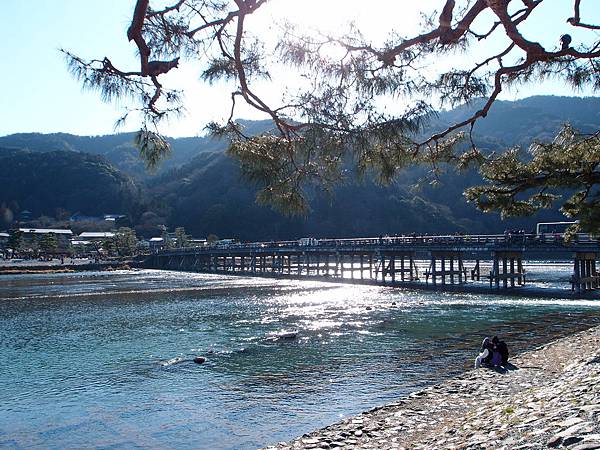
[
  {"left": 148, "top": 149, "right": 562, "bottom": 240},
  {"left": 0, "top": 149, "right": 141, "bottom": 220},
  {"left": 1, "top": 96, "right": 598, "bottom": 238},
  {"left": 436, "top": 96, "right": 600, "bottom": 147},
  {"left": 0, "top": 132, "right": 222, "bottom": 179}
]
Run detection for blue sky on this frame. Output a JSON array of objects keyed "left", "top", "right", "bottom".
[
  {"left": 1, "top": 0, "right": 599, "bottom": 138},
  {"left": 2, "top": 1, "right": 135, "bottom": 137}
]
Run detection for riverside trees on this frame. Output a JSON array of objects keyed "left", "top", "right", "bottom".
[{"left": 65, "top": 1, "right": 600, "bottom": 231}]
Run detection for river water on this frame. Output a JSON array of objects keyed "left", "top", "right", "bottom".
[{"left": 2, "top": 267, "right": 600, "bottom": 449}]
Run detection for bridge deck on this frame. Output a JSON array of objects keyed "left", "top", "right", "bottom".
[
  {"left": 159, "top": 233, "right": 600, "bottom": 255},
  {"left": 147, "top": 233, "right": 600, "bottom": 298}
]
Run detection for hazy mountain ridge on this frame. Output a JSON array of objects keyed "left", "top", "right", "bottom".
[
  {"left": 1, "top": 96, "right": 598, "bottom": 238},
  {"left": 436, "top": 95, "right": 600, "bottom": 147},
  {"left": 0, "top": 131, "right": 222, "bottom": 179}
]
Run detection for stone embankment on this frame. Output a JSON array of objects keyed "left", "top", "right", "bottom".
[{"left": 269, "top": 325, "right": 600, "bottom": 450}]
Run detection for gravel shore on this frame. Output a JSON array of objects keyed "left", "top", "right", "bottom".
[{"left": 269, "top": 324, "right": 600, "bottom": 450}]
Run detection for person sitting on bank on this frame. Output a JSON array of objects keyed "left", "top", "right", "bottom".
[
  {"left": 474, "top": 337, "right": 494, "bottom": 368},
  {"left": 492, "top": 336, "right": 509, "bottom": 366}
]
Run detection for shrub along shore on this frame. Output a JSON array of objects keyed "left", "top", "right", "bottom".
[{"left": 269, "top": 325, "right": 600, "bottom": 450}]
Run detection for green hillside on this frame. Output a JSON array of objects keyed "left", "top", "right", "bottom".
[
  {"left": 1, "top": 96, "right": 598, "bottom": 239},
  {"left": 149, "top": 149, "right": 563, "bottom": 240},
  {"left": 0, "top": 149, "right": 141, "bottom": 220}
]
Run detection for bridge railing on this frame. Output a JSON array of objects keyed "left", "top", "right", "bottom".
[{"left": 155, "top": 233, "right": 599, "bottom": 256}]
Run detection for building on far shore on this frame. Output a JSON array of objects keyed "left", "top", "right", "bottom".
[
  {"left": 149, "top": 237, "right": 165, "bottom": 251},
  {"left": 18, "top": 228, "right": 73, "bottom": 250},
  {"left": 103, "top": 214, "right": 127, "bottom": 227},
  {"left": 77, "top": 232, "right": 116, "bottom": 242}
]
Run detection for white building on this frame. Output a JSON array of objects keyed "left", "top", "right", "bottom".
[{"left": 78, "top": 232, "right": 116, "bottom": 241}]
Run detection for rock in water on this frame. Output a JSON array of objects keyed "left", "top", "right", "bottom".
[
  {"left": 278, "top": 331, "right": 298, "bottom": 340},
  {"left": 162, "top": 356, "right": 185, "bottom": 367},
  {"left": 193, "top": 356, "right": 206, "bottom": 364}
]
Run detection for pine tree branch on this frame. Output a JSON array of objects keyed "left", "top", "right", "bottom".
[{"left": 569, "top": 0, "right": 600, "bottom": 30}]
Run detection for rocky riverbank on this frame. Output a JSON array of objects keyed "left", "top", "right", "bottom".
[{"left": 269, "top": 325, "right": 600, "bottom": 450}]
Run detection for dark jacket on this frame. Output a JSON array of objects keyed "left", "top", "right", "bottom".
[{"left": 496, "top": 341, "right": 509, "bottom": 365}]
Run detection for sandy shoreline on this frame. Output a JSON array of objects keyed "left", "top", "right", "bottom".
[{"left": 270, "top": 324, "right": 600, "bottom": 450}]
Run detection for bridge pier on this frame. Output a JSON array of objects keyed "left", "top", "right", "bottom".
[
  {"left": 572, "top": 252, "right": 599, "bottom": 294},
  {"left": 360, "top": 254, "right": 364, "bottom": 280},
  {"left": 490, "top": 251, "right": 525, "bottom": 289},
  {"left": 471, "top": 259, "right": 481, "bottom": 281},
  {"left": 380, "top": 251, "right": 418, "bottom": 284},
  {"left": 427, "top": 251, "right": 466, "bottom": 285}
]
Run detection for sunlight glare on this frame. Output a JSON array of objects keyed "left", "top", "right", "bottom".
[
  {"left": 268, "top": 0, "right": 368, "bottom": 35},
  {"left": 264, "top": 0, "right": 437, "bottom": 41}
]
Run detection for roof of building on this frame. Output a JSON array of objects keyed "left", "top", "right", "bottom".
[
  {"left": 18, "top": 228, "right": 73, "bottom": 235},
  {"left": 71, "top": 240, "right": 91, "bottom": 245},
  {"left": 78, "top": 232, "right": 115, "bottom": 238},
  {"left": 149, "top": 237, "right": 164, "bottom": 242},
  {"left": 0, "top": 232, "right": 9, "bottom": 238},
  {"left": 103, "top": 214, "right": 126, "bottom": 221}
]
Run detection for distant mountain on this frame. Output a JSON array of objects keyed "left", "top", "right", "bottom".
[
  {"left": 1, "top": 96, "right": 598, "bottom": 239},
  {"left": 0, "top": 149, "right": 141, "bottom": 220},
  {"left": 0, "top": 132, "right": 224, "bottom": 179},
  {"left": 436, "top": 95, "right": 600, "bottom": 148},
  {"left": 0, "top": 119, "right": 271, "bottom": 180},
  {"left": 148, "top": 149, "right": 562, "bottom": 240}
]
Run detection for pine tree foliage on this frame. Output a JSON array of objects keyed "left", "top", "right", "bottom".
[
  {"left": 134, "top": 129, "right": 172, "bottom": 172},
  {"left": 39, "top": 234, "right": 59, "bottom": 254},
  {"left": 66, "top": 1, "right": 600, "bottom": 224},
  {"left": 466, "top": 126, "right": 600, "bottom": 235}
]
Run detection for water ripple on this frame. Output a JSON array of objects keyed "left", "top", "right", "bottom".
[{"left": 2, "top": 268, "right": 600, "bottom": 449}]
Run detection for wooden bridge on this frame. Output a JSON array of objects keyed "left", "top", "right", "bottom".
[{"left": 147, "top": 234, "right": 600, "bottom": 296}]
